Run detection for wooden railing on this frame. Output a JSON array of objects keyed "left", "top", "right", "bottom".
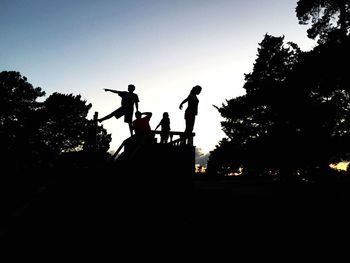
[
  {"left": 93, "top": 112, "right": 195, "bottom": 161},
  {"left": 151, "top": 130, "right": 195, "bottom": 146},
  {"left": 110, "top": 130, "right": 195, "bottom": 161}
]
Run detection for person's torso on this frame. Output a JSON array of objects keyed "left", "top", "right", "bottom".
[
  {"left": 121, "top": 92, "right": 139, "bottom": 108},
  {"left": 133, "top": 116, "right": 151, "bottom": 135},
  {"left": 186, "top": 94, "right": 199, "bottom": 115},
  {"left": 161, "top": 118, "right": 170, "bottom": 131}
]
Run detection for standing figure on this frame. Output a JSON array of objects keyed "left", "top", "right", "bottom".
[
  {"left": 179, "top": 85, "right": 202, "bottom": 140},
  {"left": 155, "top": 112, "right": 171, "bottom": 143},
  {"left": 98, "top": 84, "right": 139, "bottom": 136}
]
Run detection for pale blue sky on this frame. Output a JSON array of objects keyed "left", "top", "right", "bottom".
[{"left": 0, "top": 0, "right": 316, "bottom": 154}]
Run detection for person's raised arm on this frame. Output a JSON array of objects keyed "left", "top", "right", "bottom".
[
  {"left": 142, "top": 112, "right": 152, "bottom": 118},
  {"left": 155, "top": 120, "right": 162, "bottom": 130},
  {"left": 103, "top": 88, "right": 121, "bottom": 94},
  {"left": 179, "top": 97, "right": 188, "bottom": 110}
]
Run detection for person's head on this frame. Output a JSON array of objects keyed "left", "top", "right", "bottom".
[
  {"left": 191, "top": 85, "right": 202, "bottom": 95},
  {"left": 128, "top": 84, "right": 136, "bottom": 92},
  {"left": 163, "top": 112, "right": 169, "bottom": 118},
  {"left": 135, "top": 111, "right": 141, "bottom": 119}
]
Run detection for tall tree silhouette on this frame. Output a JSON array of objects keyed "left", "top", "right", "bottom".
[
  {"left": 210, "top": 31, "right": 350, "bottom": 178},
  {"left": 296, "top": 0, "right": 350, "bottom": 43},
  {"left": 285, "top": 36, "right": 350, "bottom": 173},
  {"left": 0, "top": 71, "right": 45, "bottom": 170},
  {"left": 209, "top": 34, "right": 301, "bottom": 176}
]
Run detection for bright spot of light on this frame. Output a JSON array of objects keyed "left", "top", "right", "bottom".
[{"left": 329, "top": 162, "right": 349, "bottom": 171}]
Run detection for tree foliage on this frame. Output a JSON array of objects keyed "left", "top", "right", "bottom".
[
  {"left": 287, "top": 37, "right": 350, "bottom": 167},
  {"left": 296, "top": 0, "right": 350, "bottom": 43},
  {"left": 0, "top": 71, "right": 45, "bottom": 169},
  {"left": 209, "top": 33, "right": 350, "bottom": 178},
  {"left": 0, "top": 71, "right": 111, "bottom": 170},
  {"left": 39, "top": 93, "right": 92, "bottom": 154},
  {"left": 209, "top": 34, "right": 301, "bottom": 176}
]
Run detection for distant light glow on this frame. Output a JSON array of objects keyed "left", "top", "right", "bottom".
[{"left": 329, "top": 162, "right": 349, "bottom": 171}]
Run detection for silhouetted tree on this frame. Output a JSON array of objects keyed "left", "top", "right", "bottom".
[
  {"left": 83, "top": 119, "right": 111, "bottom": 154},
  {"left": 0, "top": 71, "right": 112, "bottom": 170},
  {"left": 211, "top": 31, "right": 350, "bottom": 179},
  {"left": 211, "top": 34, "right": 301, "bottom": 177},
  {"left": 207, "top": 138, "right": 244, "bottom": 176},
  {"left": 37, "top": 93, "right": 111, "bottom": 165},
  {"left": 0, "top": 71, "right": 45, "bottom": 170},
  {"left": 39, "top": 93, "right": 92, "bottom": 154},
  {"left": 296, "top": 0, "right": 350, "bottom": 43},
  {"left": 285, "top": 36, "right": 350, "bottom": 172}
]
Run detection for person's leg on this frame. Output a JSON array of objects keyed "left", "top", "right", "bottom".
[
  {"left": 124, "top": 110, "right": 134, "bottom": 136},
  {"left": 182, "top": 117, "right": 195, "bottom": 145},
  {"left": 98, "top": 112, "right": 115, "bottom": 122},
  {"left": 99, "top": 107, "right": 124, "bottom": 122},
  {"left": 185, "top": 117, "right": 195, "bottom": 136},
  {"left": 128, "top": 122, "right": 133, "bottom": 136},
  {"left": 163, "top": 132, "right": 169, "bottom": 143},
  {"left": 161, "top": 134, "right": 166, "bottom": 143}
]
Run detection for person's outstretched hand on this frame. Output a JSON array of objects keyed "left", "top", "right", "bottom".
[{"left": 179, "top": 104, "right": 183, "bottom": 110}]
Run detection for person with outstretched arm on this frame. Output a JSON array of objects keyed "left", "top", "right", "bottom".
[{"left": 98, "top": 84, "right": 139, "bottom": 136}]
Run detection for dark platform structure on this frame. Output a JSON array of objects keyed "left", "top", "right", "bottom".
[
  {"left": 108, "top": 131, "right": 196, "bottom": 216},
  {"left": 112, "top": 131, "right": 195, "bottom": 176}
]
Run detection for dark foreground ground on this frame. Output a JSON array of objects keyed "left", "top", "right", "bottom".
[{"left": 1, "top": 169, "right": 350, "bottom": 249}]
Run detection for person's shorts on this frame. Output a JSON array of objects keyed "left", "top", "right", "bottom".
[
  {"left": 112, "top": 107, "right": 126, "bottom": 119},
  {"left": 112, "top": 107, "right": 133, "bottom": 123}
]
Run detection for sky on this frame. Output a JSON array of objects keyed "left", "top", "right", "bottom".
[{"left": 0, "top": 0, "right": 316, "bottom": 155}]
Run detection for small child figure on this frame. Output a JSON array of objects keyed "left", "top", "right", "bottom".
[{"left": 155, "top": 112, "right": 171, "bottom": 143}]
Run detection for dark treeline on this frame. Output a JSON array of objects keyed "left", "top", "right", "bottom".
[
  {"left": 207, "top": 0, "right": 350, "bottom": 180},
  {"left": 0, "top": 71, "right": 113, "bottom": 237},
  {"left": 0, "top": 71, "right": 112, "bottom": 172}
]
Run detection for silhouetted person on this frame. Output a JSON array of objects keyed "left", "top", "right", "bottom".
[
  {"left": 179, "top": 85, "right": 202, "bottom": 140},
  {"left": 98, "top": 84, "right": 139, "bottom": 136},
  {"left": 132, "top": 111, "right": 154, "bottom": 144},
  {"left": 155, "top": 112, "right": 171, "bottom": 143}
]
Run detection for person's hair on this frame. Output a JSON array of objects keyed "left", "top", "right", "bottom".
[
  {"left": 191, "top": 85, "right": 202, "bottom": 95},
  {"left": 128, "top": 84, "right": 135, "bottom": 92},
  {"left": 135, "top": 111, "right": 141, "bottom": 118},
  {"left": 163, "top": 112, "right": 169, "bottom": 118}
]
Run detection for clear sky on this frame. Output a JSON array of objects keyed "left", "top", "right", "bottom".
[{"left": 0, "top": 0, "right": 316, "bottom": 155}]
